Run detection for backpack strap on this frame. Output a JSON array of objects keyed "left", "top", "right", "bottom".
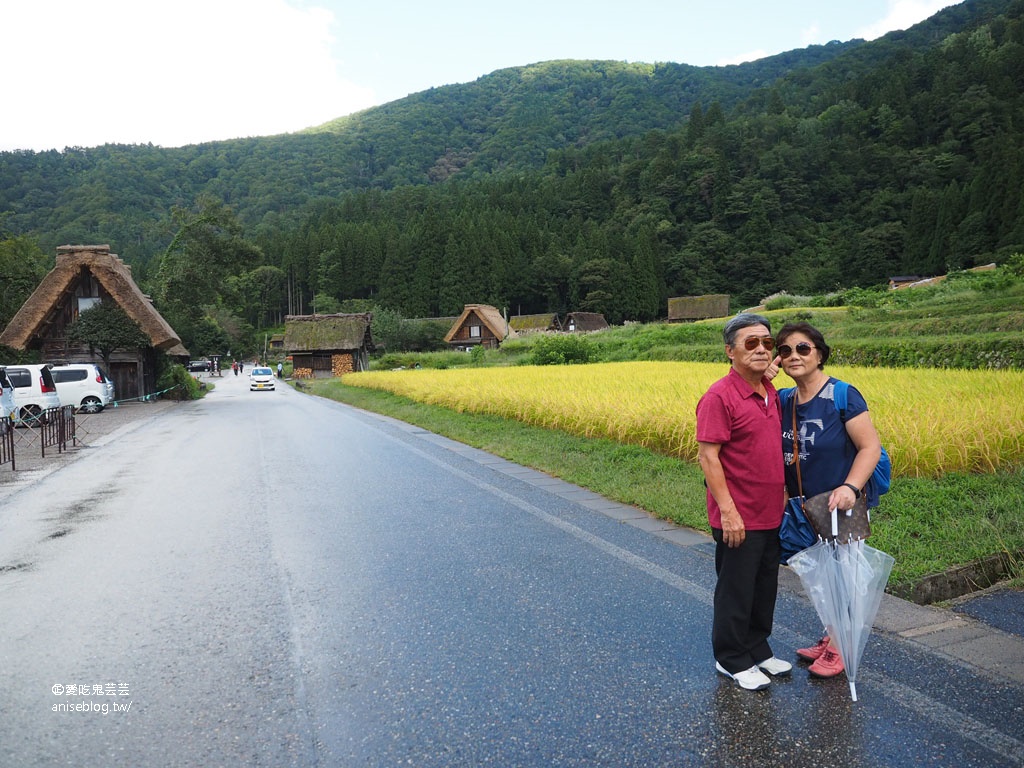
[
  {"left": 778, "top": 386, "right": 795, "bottom": 408},
  {"left": 832, "top": 379, "right": 849, "bottom": 422}
]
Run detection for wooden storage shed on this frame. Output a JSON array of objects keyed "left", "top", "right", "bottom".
[{"left": 284, "top": 313, "right": 375, "bottom": 377}]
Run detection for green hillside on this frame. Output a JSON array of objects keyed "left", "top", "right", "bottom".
[{"left": 2, "top": 0, "right": 1023, "bottom": 359}]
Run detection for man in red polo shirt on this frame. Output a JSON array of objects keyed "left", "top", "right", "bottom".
[{"left": 696, "top": 313, "right": 790, "bottom": 691}]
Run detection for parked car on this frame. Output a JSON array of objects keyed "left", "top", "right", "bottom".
[
  {"left": 187, "top": 360, "right": 211, "bottom": 372},
  {"left": 0, "top": 368, "right": 15, "bottom": 422},
  {"left": 248, "top": 367, "right": 276, "bottom": 391},
  {"left": 49, "top": 363, "right": 115, "bottom": 413},
  {"left": 1, "top": 364, "right": 61, "bottom": 424}
]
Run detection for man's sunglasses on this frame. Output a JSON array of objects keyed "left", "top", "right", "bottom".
[
  {"left": 778, "top": 342, "right": 815, "bottom": 358},
  {"left": 741, "top": 336, "right": 775, "bottom": 351}
]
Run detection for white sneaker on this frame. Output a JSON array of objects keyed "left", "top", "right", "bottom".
[
  {"left": 756, "top": 656, "right": 793, "bottom": 677},
  {"left": 715, "top": 662, "right": 771, "bottom": 691}
]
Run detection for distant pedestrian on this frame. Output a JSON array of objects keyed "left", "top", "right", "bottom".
[
  {"left": 277, "top": 362, "right": 283, "bottom": 379},
  {"left": 238, "top": 362, "right": 243, "bottom": 374},
  {"left": 232, "top": 361, "right": 238, "bottom": 376},
  {"left": 696, "top": 313, "right": 790, "bottom": 691}
]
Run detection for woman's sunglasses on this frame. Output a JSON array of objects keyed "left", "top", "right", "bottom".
[
  {"left": 741, "top": 336, "right": 775, "bottom": 351},
  {"left": 778, "top": 342, "right": 815, "bottom": 358}
]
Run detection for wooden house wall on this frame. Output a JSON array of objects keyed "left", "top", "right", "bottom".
[{"left": 448, "top": 317, "right": 500, "bottom": 348}]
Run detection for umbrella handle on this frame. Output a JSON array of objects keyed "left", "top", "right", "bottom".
[{"left": 830, "top": 507, "right": 839, "bottom": 537}]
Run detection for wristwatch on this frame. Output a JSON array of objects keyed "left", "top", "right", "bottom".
[{"left": 842, "top": 482, "right": 862, "bottom": 499}]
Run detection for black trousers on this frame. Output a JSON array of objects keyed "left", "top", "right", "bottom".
[{"left": 711, "top": 527, "right": 781, "bottom": 674}]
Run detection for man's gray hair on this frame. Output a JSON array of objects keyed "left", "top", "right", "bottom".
[{"left": 723, "top": 313, "right": 772, "bottom": 346}]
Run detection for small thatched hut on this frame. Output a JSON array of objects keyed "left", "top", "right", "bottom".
[
  {"left": 509, "top": 313, "right": 562, "bottom": 334},
  {"left": 563, "top": 312, "right": 609, "bottom": 332},
  {"left": 444, "top": 304, "right": 517, "bottom": 351},
  {"left": 284, "top": 313, "right": 375, "bottom": 377},
  {"left": 0, "top": 244, "right": 182, "bottom": 399},
  {"left": 667, "top": 295, "right": 730, "bottom": 322}
]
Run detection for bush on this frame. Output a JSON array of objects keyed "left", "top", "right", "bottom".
[
  {"left": 156, "top": 364, "right": 204, "bottom": 400},
  {"left": 841, "top": 286, "right": 888, "bottom": 308},
  {"left": 372, "top": 350, "right": 470, "bottom": 370},
  {"left": 764, "top": 293, "right": 807, "bottom": 310},
  {"left": 531, "top": 334, "right": 593, "bottom": 365}
]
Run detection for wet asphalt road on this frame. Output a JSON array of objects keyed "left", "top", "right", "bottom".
[{"left": 1, "top": 374, "right": 1022, "bottom": 767}]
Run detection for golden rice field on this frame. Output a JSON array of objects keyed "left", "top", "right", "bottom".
[{"left": 344, "top": 362, "right": 1024, "bottom": 478}]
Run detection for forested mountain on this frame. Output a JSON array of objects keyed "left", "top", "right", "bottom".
[
  {"left": 2, "top": 0, "right": 1023, "bottom": 351},
  {"left": 0, "top": 42, "right": 862, "bottom": 270}
]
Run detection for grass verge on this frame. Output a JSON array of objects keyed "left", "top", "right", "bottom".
[{"left": 298, "top": 379, "right": 1024, "bottom": 595}]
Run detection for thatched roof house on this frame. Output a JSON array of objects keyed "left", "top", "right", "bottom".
[
  {"left": 667, "top": 294, "right": 730, "bottom": 322},
  {"left": 444, "top": 304, "right": 518, "bottom": 350},
  {"left": 509, "top": 313, "right": 562, "bottom": 334},
  {"left": 0, "top": 244, "right": 182, "bottom": 399},
  {"left": 564, "top": 312, "right": 609, "bottom": 332},
  {"left": 284, "top": 313, "right": 375, "bottom": 377}
]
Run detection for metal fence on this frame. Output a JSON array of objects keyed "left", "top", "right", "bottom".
[
  {"left": 5, "top": 406, "right": 77, "bottom": 463},
  {"left": 0, "top": 416, "right": 14, "bottom": 470},
  {"left": 39, "top": 405, "right": 77, "bottom": 457},
  {"left": 1, "top": 402, "right": 135, "bottom": 479}
]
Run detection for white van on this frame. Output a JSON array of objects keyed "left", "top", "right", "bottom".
[
  {"left": 1, "top": 364, "right": 62, "bottom": 424},
  {"left": 49, "top": 363, "right": 115, "bottom": 413},
  {"left": 0, "top": 368, "right": 15, "bottom": 422}
]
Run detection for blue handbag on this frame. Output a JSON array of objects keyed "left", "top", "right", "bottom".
[{"left": 780, "top": 496, "right": 817, "bottom": 564}]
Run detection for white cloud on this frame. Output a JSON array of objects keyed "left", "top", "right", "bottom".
[
  {"left": 801, "top": 24, "right": 822, "bottom": 46},
  {"left": 0, "top": 0, "right": 376, "bottom": 151},
  {"left": 857, "top": 0, "right": 960, "bottom": 40},
  {"left": 716, "top": 49, "right": 769, "bottom": 67}
]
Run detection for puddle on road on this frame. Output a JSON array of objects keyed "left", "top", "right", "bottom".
[
  {"left": 0, "top": 562, "right": 33, "bottom": 574},
  {"left": 42, "top": 486, "right": 121, "bottom": 541}
]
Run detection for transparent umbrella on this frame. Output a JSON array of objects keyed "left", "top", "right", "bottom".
[{"left": 788, "top": 538, "right": 895, "bottom": 701}]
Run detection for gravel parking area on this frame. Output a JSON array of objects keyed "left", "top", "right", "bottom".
[{"left": 0, "top": 398, "right": 182, "bottom": 487}]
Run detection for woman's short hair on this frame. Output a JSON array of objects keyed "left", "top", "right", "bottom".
[{"left": 777, "top": 322, "right": 830, "bottom": 368}]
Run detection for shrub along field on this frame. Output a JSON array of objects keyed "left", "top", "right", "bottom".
[{"left": 304, "top": 263, "right": 1024, "bottom": 598}]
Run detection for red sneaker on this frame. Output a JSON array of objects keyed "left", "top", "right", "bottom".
[
  {"left": 808, "top": 647, "right": 845, "bottom": 678},
  {"left": 796, "top": 635, "right": 830, "bottom": 662}
]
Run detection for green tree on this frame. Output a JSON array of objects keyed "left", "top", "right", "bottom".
[
  {"left": 156, "top": 196, "right": 262, "bottom": 309},
  {"left": 154, "top": 196, "right": 262, "bottom": 353},
  {"left": 0, "top": 236, "right": 49, "bottom": 331},
  {"left": 65, "top": 302, "right": 150, "bottom": 370},
  {"left": 231, "top": 265, "right": 287, "bottom": 329}
]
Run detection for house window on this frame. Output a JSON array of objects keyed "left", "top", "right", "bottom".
[{"left": 469, "top": 325, "right": 481, "bottom": 338}]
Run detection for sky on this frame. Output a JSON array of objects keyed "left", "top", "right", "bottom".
[{"left": 1, "top": 0, "right": 961, "bottom": 153}]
